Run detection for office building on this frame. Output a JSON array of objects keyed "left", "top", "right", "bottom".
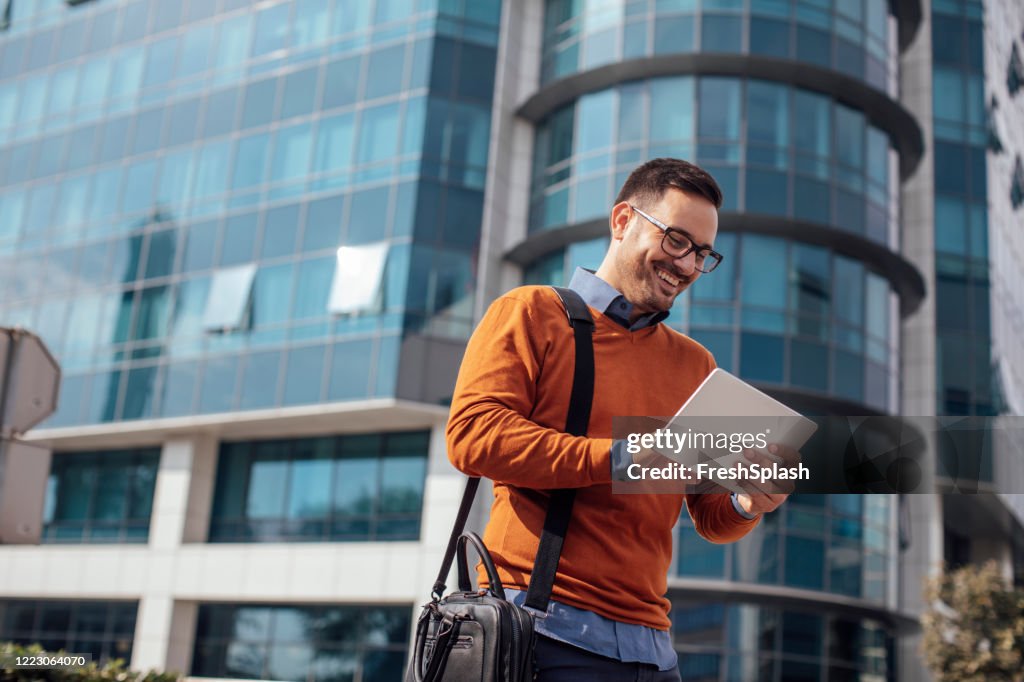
[{"left": 0, "top": 0, "right": 1021, "bottom": 680}]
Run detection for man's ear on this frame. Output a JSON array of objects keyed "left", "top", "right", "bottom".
[{"left": 610, "top": 201, "right": 632, "bottom": 241}]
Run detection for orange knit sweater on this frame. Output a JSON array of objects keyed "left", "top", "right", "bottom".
[{"left": 446, "top": 286, "right": 760, "bottom": 630}]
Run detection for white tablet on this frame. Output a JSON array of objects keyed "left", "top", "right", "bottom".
[{"left": 652, "top": 369, "right": 818, "bottom": 490}]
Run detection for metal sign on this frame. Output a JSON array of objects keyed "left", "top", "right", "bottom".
[{"left": 0, "top": 327, "right": 61, "bottom": 436}]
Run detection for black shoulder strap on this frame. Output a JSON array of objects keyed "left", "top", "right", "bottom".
[
  {"left": 433, "top": 287, "right": 595, "bottom": 609},
  {"left": 524, "top": 286, "right": 594, "bottom": 612}
]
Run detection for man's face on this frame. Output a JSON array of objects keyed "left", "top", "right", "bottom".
[{"left": 611, "top": 189, "right": 719, "bottom": 316}]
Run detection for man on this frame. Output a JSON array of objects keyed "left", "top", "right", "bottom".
[{"left": 446, "top": 158, "right": 791, "bottom": 680}]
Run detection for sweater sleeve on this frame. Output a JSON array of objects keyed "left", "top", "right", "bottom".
[{"left": 446, "top": 294, "right": 614, "bottom": 489}]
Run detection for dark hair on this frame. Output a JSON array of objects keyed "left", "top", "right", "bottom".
[{"left": 614, "top": 158, "right": 723, "bottom": 210}]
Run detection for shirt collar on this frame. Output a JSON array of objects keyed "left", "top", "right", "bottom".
[{"left": 567, "top": 267, "right": 669, "bottom": 330}]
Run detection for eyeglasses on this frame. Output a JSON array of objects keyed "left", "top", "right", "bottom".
[{"left": 629, "top": 205, "right": 724, "bottom": 274}]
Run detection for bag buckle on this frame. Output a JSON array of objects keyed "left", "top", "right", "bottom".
[{"left": 521, "top": 604, "right": 549, "bottom": 619}]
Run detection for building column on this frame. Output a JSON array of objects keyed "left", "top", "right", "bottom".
[{"left": 130, "top": 436, "right": 216, "bottom": 672}]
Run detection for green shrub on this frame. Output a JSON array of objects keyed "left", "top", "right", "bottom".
[{"left": 0, "top": 642, "right": 180, "bottom": 682}]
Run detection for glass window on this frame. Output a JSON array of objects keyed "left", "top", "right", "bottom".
[
  {"left": 194, "top": 141, "right": 232, "bottom": 199},
  {"left": 121, "top": 159, "right": 157, "bottom": 216},
  {"left": 192, "top": 604, "right": 410, "bottom": 679},
  {"left": 44, "top": 450, "right": 159, "bottom": 544},
  {"left": 251, "top": 263, "right": 293, "bottom": 327},
  {"left": 47, "top": 66, "right": 78, "bottom": 117},
  {"left": 283, "top": 345, "right": 325, "bottom": 405},
  {"left": 122, "top": 366, "right": 158, "bottom": 421},
  {"left": 142, "top": 36, "right": 177, "bottom": 91},
  {"left": 0, "top": 192, "right": 25, "bottom": 244},
  {"left": 793, "top": 90, "right": 830, "bottom": 159},
  {"left": 328, "top": 243, "right": 388, "bottom": 314},
  {"left": 702, "top": 14, "right": 742, "bottom": 52},
  {"left": 314, "top": 112, "right": 355, "bottom": 177},
  {"left": 835, "top": 104, "right": 865, "bottom": 170},
  {"left": 0, "top": 599, "right": 139, "bottom": 664},
  {"left": 790, "top": 244, "right": 830, "bottom": 318},
  {"left": 653, "top": 15, "right": 695, "bottom": 54},
  {"left": 157, "top": 148, "right": 196, "bottom": 209},
  {"left": 790, "top": 340, "right": 828, "bottom": 390},
  {"left": 110, "top": 47, "right": 144, "bottom": 107},
  {"left": 784, "top": 536, "right": 824, "bottom": 588},
  {"left": 160, "top": 361, "right": 198, "bottom": 416},
  {"left": 698, "top": 78, "right": 740, "bottom": 141},
  {"left": 747, "top": 81, "right": 788, "bottom": 152},
  {"left": 740, "top": 332, "right": 784, "bottom": 383},
  {"left": 178, "top": 25, "right": 214, "bottom": 80},
  {"left": 133, "top": 286, "right": 170, "bottom": 341},
  {"left": 199, "top": 355, "right": 239, "bottom": 414},
  {"left": 293, "top": 256, "right": 334, "bottom": 320},
  {"left": 239, "top": 350, "right": 281, "bottom": 411},
  {"left": 280, "top": 66, "right": 318, "bottom": 120},
  {"left": 933, "top": 68, "right": 965, "bottom": 123},
  {"left": 365, "top": 44, "right": 406, "bottom": 100},
  {"left": 293, "top": 0, "right": 329, "bottom": 47},
  {"left": 252, "top": 2, "right": 291, "bottom": 58},
  {"left": 348, "top": 185, "right": 391, "bottom": 244},
  {"left": 232, "top": 132, "right": 271, "bottom": 190},
  {"left": 576, "top": 89, "right": 615, "bottom": 154},
  {"left": 171, "top": 277, "right": 211, "bottom": 340},
  {"left": 740, "top": 235, "right": 786, "bottom": 308},
  {"left": 358, "top": 103, "right": 400, "bottom": 165},
  {"left": 650, "top": 76, "right": 694, "bottom": 141},
  {"left": 328, "top": 339, "right": 373, "bottom": 400},
  {"left": 241, "top": 77, "right": 278, "bottom": 129},
  {"left": 270, "top": 122, "right": 313, "bottom": 184},
  {"left": 203, "top": 88, "right": 239, "bottom": 138},
  {"left": 215, "top": 14, "right": 253, "bottom": 71},
  {"left": 833, "top": 256, "right": 864, "bottom": 326},
  {"left": 303, "top": 195, "right": 345, "bottom": 251},
  {"left": 220, "top": 213, "right": 258, "bottom": 266},
  {"left": 262, "top": 204, "right": 300, "bottom": 259},
  {"left": 203, "top": 264, "right": 257, "bottom": 331},
  {"left": 323, "top": 56, "right": 361, "bottom": 110},
  {"left": 745, "top": 168, "right": 787, "bottom": 215}
]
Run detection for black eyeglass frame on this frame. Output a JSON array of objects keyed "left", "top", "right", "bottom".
[{"left": 629, "top": 204, "right": 724, "bottom": 273}]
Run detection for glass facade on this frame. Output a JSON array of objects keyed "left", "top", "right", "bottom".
[
  {"left": 42, "top": 447, "right": 160, "bottom": 543},
  {"left": 0, "top": 0, "right": 502, "bottom": 428},
  {"left": 540, "top": 0, "right": 895, "bottom": 91},
  {"left": 931, "top": 0, "right": 994, "bottom": 416},
  {"left": 530, "top": 77, "right": 895, "bottom": 246},
  {"left": 191, "top": 603, "right": 410, "bottom": 681},
  {"left": 670, "top": 599, "right": 895, "bottom": 681},
  {"left": 0, "top": 599, "right": 138, "bottom": 664},
  {"left": 209, "top": 431, "right": 429, "bottom": 542},
  {"left": 677, "top": 494, "right": 892, "bottom": 601},
  {"left": 526, "top": 233, "right": 897, "bottom": 411}
]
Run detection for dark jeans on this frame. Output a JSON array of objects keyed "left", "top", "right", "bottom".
[{"left": 533, "top": 635, "right": 682, "bottom": 682}]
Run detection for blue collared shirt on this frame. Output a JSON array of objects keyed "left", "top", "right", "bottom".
[{"left": 509, "top": 268, "right": 754, "bottom": 671}]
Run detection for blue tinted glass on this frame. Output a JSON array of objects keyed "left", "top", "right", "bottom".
[
  {"left": 143, "top": 230, "right": 177, "bottom": 280},
  {"left": 233, "top": 133, "right": 271, "bottom": 189},
  {"left": 796, "top": 25, "right": 830, "bottom": 67},
  {"left": 745, "top": 168, "right": 788, "bottom": 215},
  {"left": 283, "top": 345, "right": 326, "bottom": 406},
  {"left": 835, "top": 104, "right": 865, "bottom": 169},
  {"left": 166, "top": 99, "right": 200, "bottom": 148},
  {"left": 750, "top": 17, "right": 790, "bottom": 57},
  {"left": 294, "top": 0, "right": 330, "bottom": 46},
  {"left": 653, "top": 15, "right": 695, "bottom": 54},
  {"left": 252, "top": 2, "right": 291, "bottom": 58},
  {"left": 293, "top": 256, "right": 333, "bottom": 319},
  {"left": 303, "top": 195, "right": 344, "bottom": 251},
  {"left": 216, "top": 14, "right": 253, "bottom": 70},
  {"left": 576, "top": 90, "right": 615, "bottom": 154},
  {"left": 25, "top": 185, "right": 56, "bottom": 236},
  {"left": 650, "top": 76, "right": 694, "bottom": 141},
  {"left": 328, "top": 339, "right": 373, "bottom": 400},
  {"left": 252, "top": 263, "right": 293, "bottom": 327},
  {"left": 122, "top": 364, "right": 158, "bottom": 421},
  {"left": 194, "top": 141, "right": 231, "bottom": 199},
  {"left": 160, "top": 361, "right": 198, "bottom": 416},
  {"left": 281, "top": 67, "right": 319, "bottom": 120},
  {"left": 678, "top": 524, "right": 725, "bottom": 576},
  {"left": 199, "top": 356, "right": 239, "bottom": 414},
  {"left": 314, "top": 112, "right": 355, "bottom": 177},
  {"left": 131, "top": 108, "right": 165, "bottom": 156},
  {"left": 239, "top": 351, "right": 281, "bottom": 410},
  {"left": 747, "top": 81, "right": 788, "bottom": 149},
  {"left": 933, "top": 68, "right": 965, "bottom": 123},
  {"left": 784, "top": 536, "right": 824, "bottom": 588},
  {"left": 98, "top": 116, "right": 130, "bottom": 164},
  {"left": 110, "top": 47, "right": 144, "bottom": 105},
  {"left": 740, "top": 332, "right": 784, "bottom": 382},
  {"left": 740, "top": 235, "right": 786, "bottom": 307},
  {"left": 18, "top": 76, "right": 47, "bottom": 127},
  {"left": 170, "top": 277, "right": 211, "bottom": 340},
  {"left": 448, "top": 102, "right": 491, "bottom": 168},
  {"left": 323, "top": 57, "right": 361, "bottom": 110},
  {"left": 122, "top": 159, "right": 158, "bottom": 216},
  {"left": 698, "top": 78, "right": 740, "bottom": 140},
  {"left": 271, "top": 123, "right": 313, "bottom": 183},
  {"left": 179, "top": 25, "right": 214, "bottom": 79},
  {"left": 47, "top": 66, "right": 77, "bottom": 117},
  {"left": 142, "top": 36, "right": 177, "bottom": 90},
  {"left": 833, "top": 256, "right": 864, "bottom": 325},
  {"left": 241, "top": 78, "right": 278, "bottom": 129},
  {"left": 790, "top": 340, "right": 828, "bottom": 390},
  {"left": 348, "top": 186, "right": 390, "bottom": 244},
  {"left": 365, "top": 45, "right": 406, "bottom": 100},
  {"left": 702, "top": 14, "right": 742, "bottom": 52},
  {"left": 0, "top": 193, "right": 26, "bottom": 244},
  {"left": 834, "top": 350, "right": 864, "bottom": 401},
  {"left": 221, "top": 213, "right": 258, "bottom": 266},
  {"left": 202, "top": 88, "right": 239, "bottom": 138},
  {"left": 157, "top": 149, "right": 195, "bottom": 209},
  {"left": 262, "top": 204, "right": 300, "bottom": 259},
  {"left": 182, "top": 221, "right": 218, "bottom": 272},
  {"left": 88, "top": 167, "right": 123, "bottom": 224},
  {"left": 358, "top": 103, "right": 400, "bottom": 164}
]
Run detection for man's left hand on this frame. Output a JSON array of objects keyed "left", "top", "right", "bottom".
[{"left": 734, "top": 444, "right": 799, "bottom": 515}]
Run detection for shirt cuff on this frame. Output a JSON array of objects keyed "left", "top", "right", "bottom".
[
  {"left": 610, "top": 439, "right": 633, "bottom": 481},
  {"left": 731, "top": 493, "right": 760, "bottom": 520}
]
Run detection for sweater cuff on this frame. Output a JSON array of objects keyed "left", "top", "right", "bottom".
[{"left": 730, "top": 493, "right": 760, "bottom": 520}]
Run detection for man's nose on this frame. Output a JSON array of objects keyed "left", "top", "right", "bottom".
[{"left": 673, "top": 249, "right": 698, "bottom": 276}]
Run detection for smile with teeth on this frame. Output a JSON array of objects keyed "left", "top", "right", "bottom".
[{"left": 654, "top": 265, "right": 681, "bottom": 288}]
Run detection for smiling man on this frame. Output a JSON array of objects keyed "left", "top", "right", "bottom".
[{"left": 446, "top": 158, "right": 789, "bottom": 681}]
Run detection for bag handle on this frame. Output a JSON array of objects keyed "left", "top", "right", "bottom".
[
  {"left": 410, "top": 607, "right": 463, "bottom": 682},
  {"left": 456, "top": 531, "right": 504, "bottom": 595}
]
